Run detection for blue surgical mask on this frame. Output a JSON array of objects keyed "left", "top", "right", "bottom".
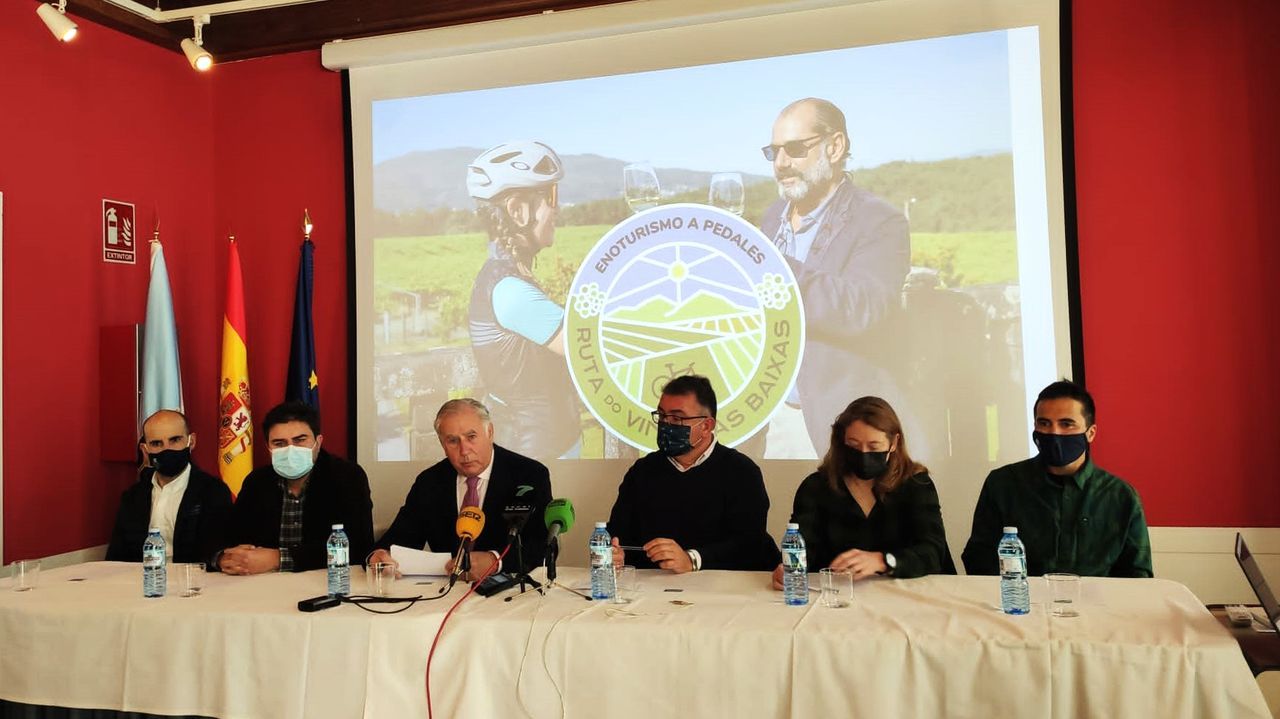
[
  {"left": 656, "top": 421, "right": 695, "bottom": 457},
  {"left": 1032, "top": 431, "right": 1089, "bottom": 468},
  {"left": 271, "top": 445, "right": 315, "bottom": 479}
]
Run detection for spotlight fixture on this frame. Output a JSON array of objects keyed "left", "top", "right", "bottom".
[
  {"left": 180, "top": 15, "right": 213, "bottom": 71},
  {"left": 36, "top": 0, "right": 78, "bottom": 42}
]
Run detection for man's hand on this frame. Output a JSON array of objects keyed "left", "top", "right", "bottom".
[
  {"left": 218, "top": 545, "right": 281, "bottom": 575},
  {"left": 645, "top": 538, "right": 693, "bottom": 574},
  {"left": 366, "top": 548, "right": 399, "bottom": 576},
  {"left": 444, "top": 551, "right": 500, "bottom": 582},
  {"left": 771, "top": 563, "right": 784, "bottom": 590},
  {"left": 829, "top": 549, "right": 887, "bottom": 580}
]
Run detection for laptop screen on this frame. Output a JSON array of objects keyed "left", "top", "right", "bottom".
[{"left": 1235, "top": 533, "right": 1280, "bottom": 626}]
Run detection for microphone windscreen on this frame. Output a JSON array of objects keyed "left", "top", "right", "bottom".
[
  {"left": 544, "top": 498, "right": 575, "bottom": 533},
  {"left": 456, "top": 506, "right": 485, "bottom": 540}
]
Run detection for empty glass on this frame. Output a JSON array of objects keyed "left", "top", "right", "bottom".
[
  {"left": 613, "top": 565, "right": 637, "bottom": 604},
  {"left": 11, "top": 559, "right": 40, "bottom": 592},
  {"left": 1046, "top": 573, "right": 1080, "bottom": 617},
  {"left": 819, "top": 568, "right": 853, "bottom": 608},
  {"left": 368, "top": 562, "right": 398, "bottom": 597},
  {"left": 181, "top": 563, "right": 205, "bottom": 597}
]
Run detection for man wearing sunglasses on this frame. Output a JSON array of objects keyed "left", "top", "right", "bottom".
[
  {"left": 759, "top": 98, "right": 911, "bottom": 457},
  {"left": 466, "top": 140, "right": 580, "bottom": 459},
  {"left": 606, "top": 375, "right": 780, "bottom": 573}
]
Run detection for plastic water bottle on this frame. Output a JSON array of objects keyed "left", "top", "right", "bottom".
[
  {"left": 998, "top": 526, "right": 1030, "bottom": 614},
  {"left": 781, "top": 522, "right": 808, "bottom": 606},
  {"left": 142, "top": 528, "right": 167, "bottom": 598},
  {"left": 588, "top": 522, "right": 616, "bottom": 600},
  {"left": 326, "top": 524, "right": 350, "bottom": 597}
]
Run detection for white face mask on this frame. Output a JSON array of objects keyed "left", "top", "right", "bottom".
[{"left": 271, "top": 445, "right": 315, "bottom": 480}]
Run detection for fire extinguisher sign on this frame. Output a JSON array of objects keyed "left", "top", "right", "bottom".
[{"left": 102, "top": 199, "right": 136, "bottom": 265}]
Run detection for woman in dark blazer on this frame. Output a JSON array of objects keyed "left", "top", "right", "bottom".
[{"left": 772, "top": 396, "right": 955, "bottom": 587}]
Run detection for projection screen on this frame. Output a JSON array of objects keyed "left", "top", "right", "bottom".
[{"left": 330, "top": 0, "right": 1073, "bottom": 565}]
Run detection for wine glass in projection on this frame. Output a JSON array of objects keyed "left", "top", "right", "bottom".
[
  {"left": 623, "top": 163, "right": 661, "bottom": 213},
  {"left": 708, "top": 172, "right": 745, "bottom": 215}
]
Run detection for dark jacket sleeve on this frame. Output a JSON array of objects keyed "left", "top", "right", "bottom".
[
  {"left": 696, "top": 458, "right": 779, "bottom": 571},
  {"left": 105, "top": 485, "right": 141, "bottom": 562},
  {"left": 1110, "top": 488, "right": 1154, "bottom": 578},
  {"left": 961, "top": 470, "right": 1004, "bottom": 575},
  {"left": 508, "top": 460, "right": 552, "bottom": 574},
  {"left": 791, "top": 474, "right": 834, "bottom": 571},
  {"left": 888, "top": 474, "right": 950, "bottom": 579},
  {"left": 226, "top": 472, "right": 263, "bottom": 550},
  {"left": 195, "top": 476, "right": 234, "bottom": 570},
  {"left": 374, "top": 467, "right": 437, "bottom": 555}
]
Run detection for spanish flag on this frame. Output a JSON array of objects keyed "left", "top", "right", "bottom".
[{"left": 218, "top": 238, "right": 253, "bottom": 495}]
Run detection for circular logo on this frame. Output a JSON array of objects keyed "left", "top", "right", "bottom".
[{"left": 565, "top": 203, "right": 804, "bottom": 450}]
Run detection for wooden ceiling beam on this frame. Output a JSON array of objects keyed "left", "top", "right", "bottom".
[{"left": 64, "top": 0, "right": 632, "bottom": 62}]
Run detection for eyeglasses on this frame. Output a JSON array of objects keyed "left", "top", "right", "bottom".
[
  {"left": 651, "top": 411, "right": 710, "bottom": 426},
  {"left": 761, "top": 135, "right": 826, "bottom": 162}
]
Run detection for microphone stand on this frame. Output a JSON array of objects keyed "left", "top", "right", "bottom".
[{"left": 506, "top": 529, "right": 542, "bottom": 596}]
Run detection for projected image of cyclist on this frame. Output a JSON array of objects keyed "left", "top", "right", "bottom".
[{"left": 465, "top": 140, "right": 581, "bottom": 458}]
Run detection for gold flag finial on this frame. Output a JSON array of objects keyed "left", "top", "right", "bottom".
[
  {"left": 303, "top": 208, "right": 313, "bottom": 241},
  {"left": 152, "top": 214, "right": 160, "bottom": 243}
]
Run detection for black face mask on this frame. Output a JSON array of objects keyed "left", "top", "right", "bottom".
[
  {"left": 1032, "top": 431, "right": 1089, "bottom": 468},
  {"left": 656, "top": 421, "right": 695, "bottom": 457},
  {"left": 150, "top": 447, "right": 191, "bottom": 477},
  {"left": 843, "top": 448, "right": 890, "bottom": 480}
]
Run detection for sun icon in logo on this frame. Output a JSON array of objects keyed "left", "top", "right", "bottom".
[{"left": 669, "top": 260, "right": 689, "bottom": 283}]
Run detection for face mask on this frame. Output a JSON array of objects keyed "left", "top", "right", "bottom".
[
  {"left": 1033, "top": 431, "right": 1089, "bottom": 468},
  {"left": 656, "top": 421, "right": 695, "bottom": 457},
  {"left": 271, "top": 445, "right": 315, "bottom": 479},
  {"left": 843, "top": 448, "right": 890, "bottom": 480},
  {"left": 150, "top": 446, "right": 191, "bottom": 477}
]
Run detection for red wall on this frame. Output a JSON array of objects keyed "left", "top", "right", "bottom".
[
  {"left": 1072, "top": 0, "right": 1280, "bottom": 526},
  {"left": 0, "top": 2, "right": 346, "bottom": 563},
  {"left": 2, "top": 0, "right": 1278, "bottom": 562}
]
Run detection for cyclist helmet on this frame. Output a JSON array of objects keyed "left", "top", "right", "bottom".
[{"left": 466, "top": 140, "right": 564, "bottom": 200}]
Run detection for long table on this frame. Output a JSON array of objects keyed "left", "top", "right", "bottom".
[{"left": 0, "top": 562, "right": 1269, "bottom": 718}]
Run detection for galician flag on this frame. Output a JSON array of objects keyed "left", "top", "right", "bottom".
[
  {"left": 218, "top": 238, "right": 253, "bottom": 495},
  {"left": 141, "top": 236, "right": 183, "bottom": 420}
]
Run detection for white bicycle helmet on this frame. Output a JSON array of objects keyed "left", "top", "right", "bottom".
[{"left": 466, "top": 140, "right": 564, "bottom": 200}]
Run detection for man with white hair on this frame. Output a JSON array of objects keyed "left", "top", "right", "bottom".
[
  {"left": 759, "top": 98, "right": 911, "bottom": 456},
  {"left": 368, "top": 398, "right": 552, "bottom": 580}
]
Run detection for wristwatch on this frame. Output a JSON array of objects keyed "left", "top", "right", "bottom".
[{"left": 884, "top": 552, "right": 897, "bottom": 575}]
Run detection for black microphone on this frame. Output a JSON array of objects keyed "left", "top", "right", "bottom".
[{"left": 502, "top": 503, "right": 534, "bottom": 537}]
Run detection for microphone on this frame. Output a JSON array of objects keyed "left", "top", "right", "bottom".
[
  {"left": 543, "top": 498, "right": 575, "bottom": 583},
  {"left": 502, "top": 503, "right": 534, "bottom": 537},
  {"left": 448, "top": 506, "right": 485, "bottom": 588},
  {"left": 545, "top": 498, "right": 575, "bottom": 544}
]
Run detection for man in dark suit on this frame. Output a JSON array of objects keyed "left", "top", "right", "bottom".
[
  {"left": 369, "top": 398, "right": 552, "bottom": 580},
  {"left": 758, "top": 97, "right": 912, "bottom": 456},
  {"left": 218, "top": 401, "right": 374, "bottom": 574},
  {"left": 106, "top": 409, "right": 232, "bottom": 568}
]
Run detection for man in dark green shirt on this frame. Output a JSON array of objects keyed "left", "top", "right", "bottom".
[{"left": 961, "top": 381, "right": 1152, "bottom": 578}]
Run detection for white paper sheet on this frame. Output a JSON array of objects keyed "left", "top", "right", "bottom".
[{"left": 389, "top": 545, "right": 452, "bottom": 576}]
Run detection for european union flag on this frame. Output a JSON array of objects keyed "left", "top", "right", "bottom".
[{"left": 286, "top": 239, "right": 319, "bottom": 409}]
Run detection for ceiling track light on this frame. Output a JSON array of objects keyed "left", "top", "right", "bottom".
[
  {"left": 37, "top": 0, "right": 78, "bottom": 42},
  {"left": 181, "top": 15, "right": 214, "bottom": 71}
]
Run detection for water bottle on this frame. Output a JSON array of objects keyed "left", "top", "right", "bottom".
[
  {"left": 588, "top": 522, "right": 616, "bottom": 600},
  {"left": 998, "top": 526, "right": 1030, "bottom": 615},
  {"left": 781, "top": 523, "right": 808, "bottom": 606},
  {"left": 142, "top": 528, "right": 167, "bottom": 598},
  {"left": 327, "top": 524, "right": 350, "bottom": 597}
]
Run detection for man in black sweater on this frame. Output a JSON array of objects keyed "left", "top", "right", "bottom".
[{"left": 608, "top": 375, "right": 779, "bottom": 573}]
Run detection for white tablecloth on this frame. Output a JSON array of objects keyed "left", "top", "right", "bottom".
[{"left": 0, "top": 562, "right": 1268, "bottom": 718}]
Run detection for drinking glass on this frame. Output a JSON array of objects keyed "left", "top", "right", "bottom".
[
  {"left": 181, "top": 563, "right": 205, "bottom": 597},
  {"left": 623, "top": 163, "right": 661, "bottom": 213},
  {"left": 819, "top": 568, "right": 853, "bottom": 608},
  {"left": 368, "top": 562, "right": 398, "bottom": 597},
  {"left": 613, "top": 566, "right": 637, "bottom": 604},
  {"left": 11, "top": 559, "right": 40, "bottom": 592},
  {"left": 1045, "top": 573, "right": 1080, "bottom": 617},
  {"left": 708, "top": 172, "right": 745, "bottom": 215}
]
